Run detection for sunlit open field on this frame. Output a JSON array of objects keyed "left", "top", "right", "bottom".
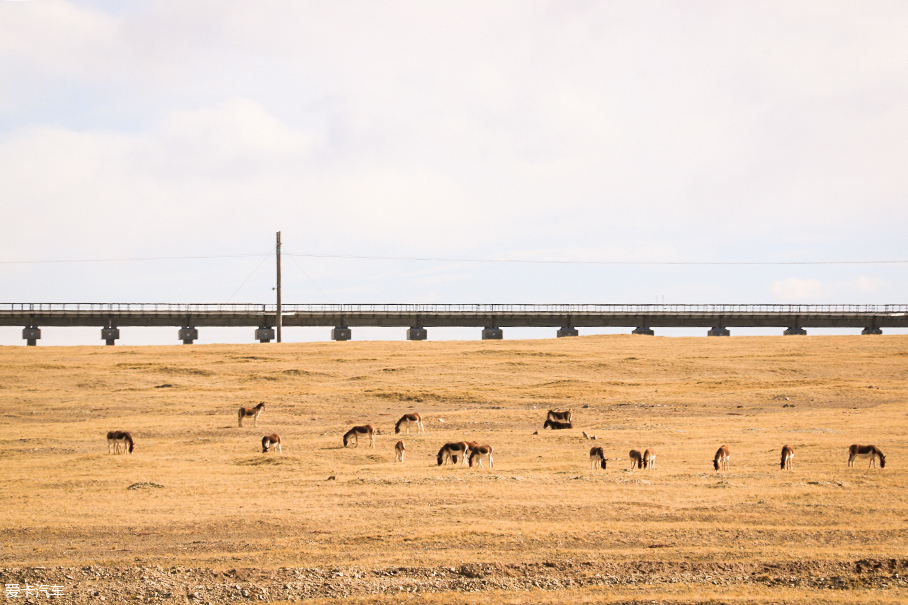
[{"left": 1, "top": 335, "right": 906, "bottom": 604}]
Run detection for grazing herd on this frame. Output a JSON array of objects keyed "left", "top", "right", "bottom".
[{"left": 104, "top": 405, "right": 889, "bottom": 474}]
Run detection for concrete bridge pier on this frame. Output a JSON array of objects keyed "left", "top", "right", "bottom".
[
  {"left": 556, "top": 327, "right": 578, "bottom": 337},
  {"left": 784, "top": 327, "right": 807, "bottom": 335},
  {"left": 708, "top": 326, "right": 730, "bottom": 337},
  {"left": 101, "top": 327, "right": 120, "bottom": 345},
  {"left": 632, "top": 326, "right": 655, "bottom": 335},
  {"left": 862, "top": 316, "right": 882, "bottom": 334},
  {"left": 406, "top": 327, "right": 427, "bottom": 340},
  {"left": 482, "top": 327, "right": 503, "bottom": 340},
  {"left": 332, "top": 326, "right": 352, "bottom": 341},
  {"left": 22, "top": 326, "right": 40, "bottom": 346},
  {"left": 178, "top": 327, "right": 198, "bottom": 345},
  {"left": 255, "top": 327, "right": 275, "bottom": 343}
]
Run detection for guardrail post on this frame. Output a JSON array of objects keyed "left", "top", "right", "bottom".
[{"left": 22, "top": 326, "right": 40, "bottom": 346}]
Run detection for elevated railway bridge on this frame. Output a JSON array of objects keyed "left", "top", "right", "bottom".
[{"left": 2, "top": 303, "right": 907, "bottom": 345}]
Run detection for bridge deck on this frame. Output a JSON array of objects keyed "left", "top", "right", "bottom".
[{"left": 2, "top": 303, "right": 907, "bottom": 329}]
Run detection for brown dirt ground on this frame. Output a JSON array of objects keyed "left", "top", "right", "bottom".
[{"left": 0, "top": 334, "right": 906, "bottom": 604}]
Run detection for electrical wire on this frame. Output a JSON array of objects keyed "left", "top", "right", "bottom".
[
  {"left": 283, "top": 252, "right": 908, "bottom": 266},
  {"left": 224, "top": 250, "right": 274, "bottom": 302},
  {"left": 0, "top": 253, "right": 271, "bottom": 265}
]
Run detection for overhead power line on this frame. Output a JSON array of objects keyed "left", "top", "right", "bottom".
[
  {"left": 2, "top": 251, "right": 907, "bottom": 267},
  {"left": 0, "top": 253, "right": 271, "bottom": 265},
  {"left": 284, "top": 252, "right": 908, "bottom": 266}
]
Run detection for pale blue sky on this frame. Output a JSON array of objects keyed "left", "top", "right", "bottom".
[{"left": 2, "top": 1, "right": 907, "bottom": 344}]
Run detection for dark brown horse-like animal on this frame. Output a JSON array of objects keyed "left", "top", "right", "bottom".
[
  {"left": 238, "top": 402, "right": 265, "bottom": 427},
  {"left": 107, "top": 431, "right": 134, "bottom": 454},
  {"left": 543, "top": 419, "right": 573, "bottom": 430},
  {"left": 848, "top": 444, "right": 885, "bottom": 468},
  {"left": 628, "top": 449, "right": 643, "bottom": 470},
  {"left": 343, "top": 425, "right": 375, "bottom": 448},
  {"left": 590, "top": 446, "right": 607, "bottom": 470}
]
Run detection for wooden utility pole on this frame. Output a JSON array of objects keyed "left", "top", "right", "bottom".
[{"left": 276, "top": 231, "right": 282, "bottom": 343}]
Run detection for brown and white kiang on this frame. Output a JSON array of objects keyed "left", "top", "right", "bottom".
[
  {"left": 547, "top": 409, "right": 572, "bottom": 423},
  {"left": 780, "top": 445, "right": 794, "bottom": 471},
  {"left": 107, "top": 431, "right": 134, "bottom": 454},
  {"left": 643, "top": 448, "right": 656, "bottom": 470},
  {"left": 848, "top": 444, "right": 885, "bottom": 468},
  {"left": 437, "top": 442, "right": 470, "bottom": 466},
  {"left": 468, "top": 444, "right": 494, "bottom": 468},
  {"left": 395, "top": 440, "right": 406, "bottom": 462},
  {"left": 395, "top": 413, "right": 425, "bottom": 435},
  {"left": 238, "top": 402, "right": 265, "bottom": 428},
  {"left": 543, "top": 419, "right": 573, "bottom": 430},
  {"left": 713, "top": 445, "right": 730, "bottom": 472},
  {"left": 589, "top": 446, "right": 607, "bottom": 470},
  {"left": 343, "top": 424, "right": 375, "bottom": 448},
  {"left": 261, "top": 434, "right": 282, "bottom": 454}
]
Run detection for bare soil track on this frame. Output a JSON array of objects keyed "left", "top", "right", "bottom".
[{"left": 1, "top": 334, "right": 906, "bottom": 604}]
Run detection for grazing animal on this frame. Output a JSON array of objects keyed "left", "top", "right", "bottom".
[
  {"left": 395, "top": 440, "right": 406, "bottom": 462},
  {"left": 463, "top": 441, "right": 481, "bottom": 466},
  {"left": 107, "top": 431, "right": 134, "bottom": 454},
  {"left": 343, "top": 425, "right": 375, "bottom": 448},
  {"left": 395, "top": 412, "right": 425, "bottom": 434},
  {"left": 437, "top": 442, "right": 470, "bottom": 466},
  {"left": 629, "top": 449, "right": 643, "bottom": 470},
  {"left": 262, "top": 434, "right": 282, "bottom": 454},
  {"left": 848, "top": 444, "right": 886, "bottom": 468},
  {"left": 543, "top": 419, "right": 573, "bottom": 430},
  {"left": 780, "top": 445, "right": 794, "bottom": 471},
  {"left": 238, "top": 402, "right": 265, "bottom": 427},
  {"left": 643, "top": 448, "right": 656, "bottom": 470},
  {"left": 469, "top": 444, "right": 494, "bottom": 468},
  {"left": 590, "top": 446, "right": 607, "bottom": 470},
  {"left": 547, "top": 409, "right": 573, "bottom": 423},
  {"left": 713, "top": 445, "right": 730, "bottom": 472}
]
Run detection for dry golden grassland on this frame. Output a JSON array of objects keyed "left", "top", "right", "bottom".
[{"left": 1, "top": 334, "right": 907, "bottom": 604}]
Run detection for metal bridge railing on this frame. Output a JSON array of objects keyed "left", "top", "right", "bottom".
[{"left": 2, "top": 303, "right": 908, "bottom": 315}]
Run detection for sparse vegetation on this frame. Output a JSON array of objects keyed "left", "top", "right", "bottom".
[{"left": 0, "top": 335, "right": 906, "bottom": 603}]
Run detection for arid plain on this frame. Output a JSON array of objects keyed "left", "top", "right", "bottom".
[{"left": 1, "top": 334, "right": 906, "bottom": 604}]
